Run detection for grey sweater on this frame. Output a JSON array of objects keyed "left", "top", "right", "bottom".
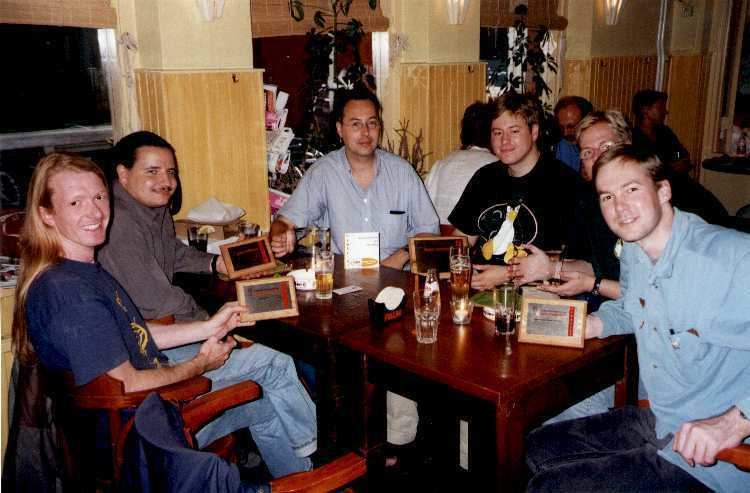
[{"left": 98, "top": 182, "right": 213, "bottom": 321}]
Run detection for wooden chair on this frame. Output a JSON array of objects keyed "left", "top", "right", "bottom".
[
  {"left": 51, "top": 370, "right": 259, "bottom": 488},
  {"left": 123, "top": 391, "right": 367, "bottom": 493},
  {"left": 637, "top": 400, "right": 750, "bottom": 471}
]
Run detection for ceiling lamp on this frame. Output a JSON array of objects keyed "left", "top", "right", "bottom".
[
  {"left": 446, "top": 0, "right": 471, "bottom": 25},
  {"left": 604, "top": 0, "right": 626, "bottom": 25}
]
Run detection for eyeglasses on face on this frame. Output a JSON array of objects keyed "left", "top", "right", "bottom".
[
  {"left": 579, "top": 140, "right": 616, "bottom": 160},
  {"left": 344, "top": 119, "right": 381, "bottom": 132}
]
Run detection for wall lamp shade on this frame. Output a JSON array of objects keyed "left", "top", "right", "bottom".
[
  {"left": 604, "top": 0, "right": 626, "bottom": 25},
  {"left": 196, "top": 0, "right": 226, "bottom": 22},
  {"left": 446, "top": 0, "right": 471, "bottom": 25}
]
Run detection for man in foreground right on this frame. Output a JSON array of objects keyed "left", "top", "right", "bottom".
[{"left": 525, "top": 145, "right": 750, "bottom": 492}]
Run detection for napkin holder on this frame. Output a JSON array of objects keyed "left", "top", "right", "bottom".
[{"left": 368, "top": 297, "right": 406, "bottom": 328}]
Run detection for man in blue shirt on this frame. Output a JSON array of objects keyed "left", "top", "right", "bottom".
[
  {"left": 270, "top": 85, "right": 439, "bottom": 270},
  {"left": 525, "top": 145, "right": 750, "bottom": 492},
  {"left": 270, "top": 85, "right": 439, "bottom": 450},
  {"left": 553, "top": 96, "right": 593, "bottom": 173}
]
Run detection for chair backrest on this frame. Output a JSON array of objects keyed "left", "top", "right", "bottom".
[
  {"left": 122, "top": 392, "right": 368, "bottom": 493},
  {"left": 121, "top": 392, "right": 267, "bottom": 493}
]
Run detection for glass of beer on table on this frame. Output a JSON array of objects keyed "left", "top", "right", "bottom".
[
  {"left": 313, "top": 250, "right": 334, "bottom": 300},
  {"left": 449, "top": 244, "right": 471, "bottom": 300}
]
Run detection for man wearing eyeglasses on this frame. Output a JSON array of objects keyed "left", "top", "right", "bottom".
[
  {"left": 269, "top": 85, "right": 439, "bottom": 453},
  {"left": 270, "top": 85, "right": 439, "bottom": 271}
]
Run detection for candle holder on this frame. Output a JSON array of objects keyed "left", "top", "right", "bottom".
[{"left": 451, "top": 297, "right": 474, "bottom": 325}]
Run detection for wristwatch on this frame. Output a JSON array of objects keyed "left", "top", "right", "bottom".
[{"left": 591, "top": 276, "right": 603, "bottom": 296}]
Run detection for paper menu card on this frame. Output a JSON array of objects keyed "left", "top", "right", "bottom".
[{"left": 344, "top": 232, "right": 380, "bottom": 269}]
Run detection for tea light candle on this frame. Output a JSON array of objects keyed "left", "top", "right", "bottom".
[{"left": 452, "top": 297, "right": 472, "bottom": 324}]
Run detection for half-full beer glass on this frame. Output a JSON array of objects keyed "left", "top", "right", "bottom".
[{"left": 314, "top": 250, "right": 334, "bottom": 299}]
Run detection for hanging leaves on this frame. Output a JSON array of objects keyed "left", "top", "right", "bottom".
[{"left": 289, "top": 0, "right": 305, "bottom": 21}]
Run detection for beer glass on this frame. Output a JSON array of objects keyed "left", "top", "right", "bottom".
[
  {"left": 314, "top": 250, "right": 334, "bottom": 300},
  {"left": 449, "top": 244, "right": 471, "bottom": 301}
]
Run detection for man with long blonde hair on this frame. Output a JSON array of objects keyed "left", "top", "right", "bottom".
[{"left": 12, "top": 153, "right": 316, "bottom": 479}]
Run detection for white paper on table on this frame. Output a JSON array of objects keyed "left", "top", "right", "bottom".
[{"left": 186, "top": 197, "right": 245, "bottom": 224}]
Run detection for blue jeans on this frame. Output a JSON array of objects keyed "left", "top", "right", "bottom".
[
  {"left": 543, "top": 385, "right": 614, "bottom": 425},
  {"left": 164, "top": 342, "right": 317, "bottom": 477},
  {"left": 526, "top": 406, "right": 710, "bottom": 492}
]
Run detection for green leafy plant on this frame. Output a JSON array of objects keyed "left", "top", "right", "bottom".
[
  {"left": 288, "top": 1, "right": 378, "bottom": 153},
  {"left": 487, "top": 5, "right": 558, "bottom": 109}
]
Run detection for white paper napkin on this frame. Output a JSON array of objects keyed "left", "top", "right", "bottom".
[{"left": 186, "top": 197, "right": 245, "bottom": 223}]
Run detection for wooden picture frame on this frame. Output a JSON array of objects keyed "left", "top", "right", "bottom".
[
  {"left": 236, "top": 276, "right": 299, "bottom": 322},
  {"left": 220, "top": 236, "right": 276, "bottom": 279},
  {"left": 518, "top": 297, "right": 587, "bottom": 348},
  {"left": 408, "top": 235, "right": 469, "bottom": 279}
]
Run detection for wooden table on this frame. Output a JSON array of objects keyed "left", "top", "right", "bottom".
[
  {"left": 340, "top": 290, "right": 638, "bottom": 491},
  {"left": 191, "top": 256, "right": 411, "bottom": 451}
]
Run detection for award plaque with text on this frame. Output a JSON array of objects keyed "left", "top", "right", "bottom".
[
  {"left": 518, "top": 297, "right": 587, "bottom": 348},
  {"left": 408, "top": 235, "right": 469, "bottom": 278},
  {"left": 236, "top": 276, "right": 299, "bottom": 322},
  {"left": 220, "top": 236, "right": 276, "bottom": 279}
]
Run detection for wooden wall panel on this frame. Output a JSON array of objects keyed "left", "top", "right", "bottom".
[
  {"left": 480, "top": 0, "right": 567, "bottom": 30},
  {"left": 0, "top": 0, "right": 116, "bottom": 28},
  {"left": 666, "top": 54, "right": 711, "bottom": 174},
  {"left": 399, "top": 63, "right": 487, "bottom": 172},
  {"left": 136, "top": 70, "right": 270, "bottom": 230},
  {"left": 251, "top": 0, "right": 389, "bottom": 38},
  {"left": 562, "top": 59, "right": 592, "bottom": 99},
  {"left": 562, "top": 54, "right": 711, "bottom": 175},
  {"left": 589, "top": 56, "right": 658, "bottom": 123}
]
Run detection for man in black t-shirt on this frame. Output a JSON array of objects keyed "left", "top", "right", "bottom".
[{"left": 449, "top": 93, "right": 582, "bottom": 290}]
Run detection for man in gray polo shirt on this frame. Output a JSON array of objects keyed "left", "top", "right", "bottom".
[
  {"left": 270, "top": 85, "right": 439, "bottom": 450},
  {"left": 270, "top": 86, "right": 439, "bottom": 270}
]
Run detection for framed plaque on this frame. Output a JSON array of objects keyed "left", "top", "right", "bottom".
[
  {"left": 220, "top": 236, "right": 276, "bottom": 279},
  {"left": 408, "top": 235, "right": 469, "bottom": 278},
  {"left": 518, "top": 297, "right": 587, "bottom": 348},
  {"left": 236, "top": 276, "right": 299, "bottom": 322}
]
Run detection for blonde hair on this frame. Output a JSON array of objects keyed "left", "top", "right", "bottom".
[
  {"left": 575, "top": 110, "right": 632, "bottom": 144},
  {"left": 12, "top": 153, "right": 107, "bottom": 365}
]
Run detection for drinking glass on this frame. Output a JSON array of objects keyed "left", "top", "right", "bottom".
[
  {"left": 494, "top": 283, "right": 517, "bottom": 335},
  {"left": 413, "top": 291, "right": 439, "bottom": 344},
  {"left": 449, "top": 244, "right": 471, "bottom": 301},
  {"left": 546, "top": 250, "right": 562, "bottom": 286},
  {"left": 314, "top": 250, "right": 334, "bottom": 300},
  {"left": 238, "top": 220, "right": 259, "bottom": 237},
  {"left": 450, "top": 297, "right": 474, "bottom": 325},
  {"left": 188, "top": 226, "right": 208, "bottom": 252}
]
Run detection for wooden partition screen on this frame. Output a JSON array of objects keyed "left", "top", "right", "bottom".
[
  {"left": 564, "top": 54, "right": 709, "bottom": 173},
  {"left": 398, "top": 63, "right": 487, "bottom": 171},
  {"left": 136, "top": 69, "right": 270, "bottom": 230},
  {"left": 665, "top": 54, "right": 711, "bottom": 172},
  {"left": 589, "top": 55, "right": 659, "bottom": 123}
]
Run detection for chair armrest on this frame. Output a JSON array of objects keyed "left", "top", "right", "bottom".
[
  {"left": 71, "top": 373, "right": 211, "bottom": 409},
  {"left": 270, "top": 452, "right": 366, "bottom": 493},
  {"left": 716, "top": 444, "right": 750, "bottom": 472},
  {"left": 181, "top": 380, "right": 262, "bottom": 432}
]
